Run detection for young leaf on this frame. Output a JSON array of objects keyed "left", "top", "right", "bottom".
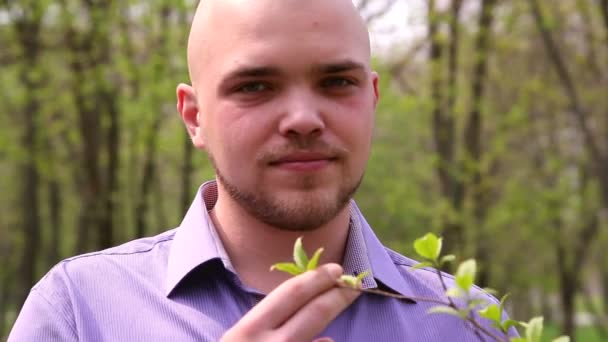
[
  {"left": 445, "top": 287, "right": 464, "bottom": 298},
  {"left": 478, "top": 304, "right": 501, "bottom": 324},
  {"left": 502, "top": 319, "right": 522, "bottom": 333},
  {"left": 270, "top": 262, "right": 304, "bottom": 276},
  {"left": 427, "top": 306, "right": 462, "bottom": 318},
  {"left": 455, "top": 259, "right": 476, "bottom": 292},
  {"left": 340, "top": 275, "right": 360, "bottom": 288},
  {"left": 306, "top": 247, "right": 324, "bottom": 270},
  {"left": 551, "top": 336, "right": 570, "bottom": 342},
  {"left": 356, "top": 270, "right": 370, "bottom": 283},
  {"left": 499, "top": 293, "right": 511, "bottom": 316},
  {"left": 413, "top": 233, "right": 442, "bottom": 261},
  {"left": 440, "top": 254, "right": 456, "bottom": 266},
  {"left": 523, "top": 317, "right": 543, "bottom": 342},
  {"left": 293, "top": 237, "right": 309, "bottom": 269},
  {"left": 468, "top": 298, "right": 488, "bottom": 309}
]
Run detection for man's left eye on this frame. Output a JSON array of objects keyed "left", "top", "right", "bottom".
[
  {"left": 237, "top": 82, "right": 269, "bottom": 93},
  {"left": 322, "top": 77, "right": 354, "bottom": 88}
]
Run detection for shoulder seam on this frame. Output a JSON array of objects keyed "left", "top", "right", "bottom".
[{"left": 63, "top": 235, "right": 175, "bottom": 263}]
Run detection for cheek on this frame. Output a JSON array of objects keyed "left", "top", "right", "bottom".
[{"left": 210, "top": 108, "right": 272, "bottom": 167}]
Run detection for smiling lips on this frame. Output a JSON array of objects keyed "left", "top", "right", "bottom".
[{"left": 270, "top": 152, "right": 336, "bottom": 171}]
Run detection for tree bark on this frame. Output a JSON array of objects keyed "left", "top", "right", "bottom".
[
  {"left": 47, "top": 178, "right": 61, "bottom": 265},
  {"left": 135, "top": 3, "right": 171, "bottom": 237},
  {"left": 466, "top": 0, "right": 497, "bottom": 288},
  {"left": 428, "top": 0, "right": 465, "bottom": 259},
  {"left": 100, "top": 89, "right": 119, "bottom": 250},
  {"left": 15, "top": 3, "right": 44, "bottom": 308}
]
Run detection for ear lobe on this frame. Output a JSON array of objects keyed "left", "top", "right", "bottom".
[{"left": 176, "top": 83, "right": 205, "bottom": 149}]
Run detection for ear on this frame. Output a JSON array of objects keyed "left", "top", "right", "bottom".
[
  {"left": 176, "top": 83, "right": 205, "bottom": 149},
  {"left": 371, "top": 71, "right": 380, "bottom": 109}
]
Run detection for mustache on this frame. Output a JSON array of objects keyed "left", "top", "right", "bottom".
[{"left": 258, "top": 140, "right": 348, "bottom": 164}]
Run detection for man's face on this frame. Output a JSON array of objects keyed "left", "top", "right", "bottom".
[{"left": 180, "top": 0, "right": 379, "bottom": 231}]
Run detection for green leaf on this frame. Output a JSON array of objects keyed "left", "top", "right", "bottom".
[
  {"left": 356, "top": 270, "right": 370, "bottom": 283},
  {"left": 340, "top": 275, "right": 360, "bottom": 288},
  {"left": 523, "top": 317, "right": 543, "bottom": 342},
  {"left": 306, "top": 247, "right": 324, "bottom": 270},
  {"left": 499, "top": 293, "right": 511, "bottom": 315},
  {"left": 455, "top": 259, "right": 476, "bottom": 292},
  {"left": 411, "top": 261, "right": 434, "bottom": 270},
  {"left": 445, "top": 287, "right": 464, "bottom": 298},
  {"left": 428, "top": 306, "right": 463, "bottom": 317},
  {"left": 502, "top": 319, "right": 523, "bottom": 332},
  {"left": 479, "top": 304, "right": 501, "bottom": 324},
  {"left": 270, "top": 262, "right": 304, "bottom": 276},
  {"left": 551, "top": 336, "right": 570, "bottom": 342},
  {"left": 468, "top": 298, "right": 488, "bottom": 309},
  {"left": 413, "top": 233, "right": 442, "bottom": 261},
  {"left": 293, "top": 237, "right": 309, "bottom": 269},
  {"left": 440, "top": 254, "right": 455, "bottom": 266}
]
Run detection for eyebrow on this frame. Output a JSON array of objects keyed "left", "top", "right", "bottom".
[
  {"left": 312, "top": 60, "right": 367, "bottom": 74},
  {"left": 224, "top": 66, "right": 282, "bottom": 80},
  {"left": 223, "top": 59, "right": 367, "bottom": 81}
]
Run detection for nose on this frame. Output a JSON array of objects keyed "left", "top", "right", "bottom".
[{"left": 278, "top": 89, "right": 325, "bottom": 139}]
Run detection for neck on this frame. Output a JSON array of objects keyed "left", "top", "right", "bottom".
[{"left": 210, "top": 187, "right": 351, "bottom": 294}]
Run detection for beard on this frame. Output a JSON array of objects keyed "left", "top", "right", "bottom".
[{"left": 210, "top": 154, "right": 363, "bottom": 232}]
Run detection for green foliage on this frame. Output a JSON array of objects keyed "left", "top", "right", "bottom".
[
  {"left": 414, "top": 233, "right": 443, "bottom": 262},
  {"left": 270, "top": 237, "right": 369, "bottom": 289},
  {"left": 410, "top": 233, "right": 571, "bottom": 342},
  {"left": 270, "top": 237, "right": 325, "bottom": 276}
]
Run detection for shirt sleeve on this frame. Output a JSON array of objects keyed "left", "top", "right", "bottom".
[{"left": 8, "top": 287, "right": 78, "bottom": 342}]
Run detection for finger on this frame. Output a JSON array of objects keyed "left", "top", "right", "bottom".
[
  {"left": 239, "top": 264, "right": 343, "bottom": 330},
  {"left": 277, "top": 283, "right": 361, "bottom": 341}
]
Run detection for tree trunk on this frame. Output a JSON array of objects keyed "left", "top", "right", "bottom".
[
  {"left": 99, "top": 91, "right": 119, "bottom": 250},
  {"left": 135, "top": 118, "right": 162, "bottom": 237},
  {"left": 466, "top": 0, "right": 496, "bottom": 288},
  {"left": 135, "top": 4, "right": 171, "bottom": 237},
  {"left": 15, "top": 5, "right": 43, "bottom": 308},
  {"left": 555, "top": 227, "right": 577, "bottom": 339},
  {"left": 428, "top": 0, "right": 464, "bottom": 260},
  {"left": 47, "top": 178, "right": 61, "bottom": 265},
  {"left": 558, "top": 268, "right": 577, "bottom": 340}
]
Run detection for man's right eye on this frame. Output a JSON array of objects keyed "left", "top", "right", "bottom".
[{"left": 236, "top": 82, "right": 269, "bottom": 93}]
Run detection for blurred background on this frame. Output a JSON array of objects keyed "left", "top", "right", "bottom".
[{"left": 0, "top": 0, "right": 607, "bottom": 340}]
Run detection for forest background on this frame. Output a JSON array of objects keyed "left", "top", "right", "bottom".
[{"left": 1, "top": 0, "right": 607, "bottom": 341}]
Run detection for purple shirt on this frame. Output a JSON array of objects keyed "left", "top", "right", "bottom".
[{"left": 10, "top": 181, "right": 511, "bottom": 341}]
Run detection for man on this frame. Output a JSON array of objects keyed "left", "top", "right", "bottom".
[{"left": 10, "top": 0, "right": 508, "bottom": 341}]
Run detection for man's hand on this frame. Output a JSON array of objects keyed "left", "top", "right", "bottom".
[{"left": 221, "top": 263, "right": 360, "bottom": 342}]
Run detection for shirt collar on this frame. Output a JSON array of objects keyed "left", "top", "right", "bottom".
[{"left": 166, "top": 181, "right": 417, "bottom": 302}]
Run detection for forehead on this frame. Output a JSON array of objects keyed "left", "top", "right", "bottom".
[{"left": 188, "top": 0, "right": 370, "bottom": 82}]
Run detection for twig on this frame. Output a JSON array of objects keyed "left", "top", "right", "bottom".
[{"left": 337, "top": 282, "right": 448, "bottom": 305}]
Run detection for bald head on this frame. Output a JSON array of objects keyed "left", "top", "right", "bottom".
[{"left": 186, "top": 0, "right": 371, "bottom": 87}]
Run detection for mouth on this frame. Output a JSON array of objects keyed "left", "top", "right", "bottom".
[{"left": 269, "top": 152, "right": 337, "bottom": 171}]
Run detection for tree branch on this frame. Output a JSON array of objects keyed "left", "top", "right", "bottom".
[{"left": 528, "top": 0, "right": 602, "bottom": 166}]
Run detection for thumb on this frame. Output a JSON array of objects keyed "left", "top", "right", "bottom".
[{"left": 313, "top": 338, "right": 334, "bottom": 342}]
